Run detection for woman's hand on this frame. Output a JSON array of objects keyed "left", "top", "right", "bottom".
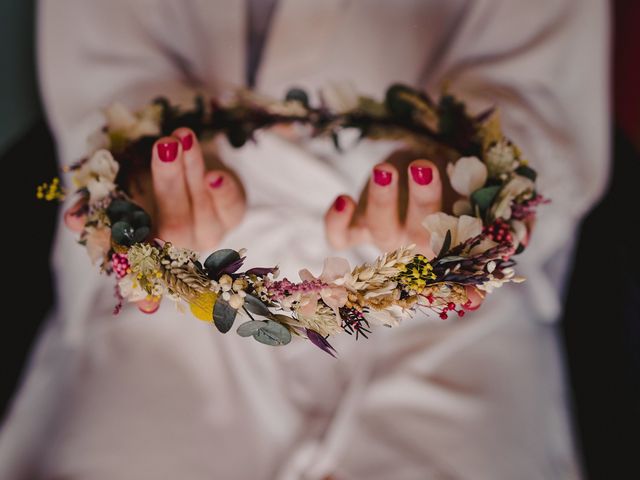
[
  {"left": 325, "top": 157, "right": 442, "bottom": 258},
  {"left": 66, "top": 127, "right": 246, "bottom": 252},
  {"left": 324, "top": 153, "right": 483, "bottom": 309}
]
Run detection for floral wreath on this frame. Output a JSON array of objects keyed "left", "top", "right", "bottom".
[{"left": 40, "top": 84, "right": 545, "bottom": 356}]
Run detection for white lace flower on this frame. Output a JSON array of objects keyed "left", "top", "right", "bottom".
[
  {"left": 446, "top": 156, "right": 488, "bottom": 197},
  {"left": 422, "top": 212, "right": 483, "bottom": 255}
]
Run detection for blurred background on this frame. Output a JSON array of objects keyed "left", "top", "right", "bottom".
[{"left": 1, "top": 1, "right": 638, "bottom": 478}]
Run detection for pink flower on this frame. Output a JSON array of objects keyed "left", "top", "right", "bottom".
[{"left": 299, "top": 257, "right": 350, "bottom": 317}]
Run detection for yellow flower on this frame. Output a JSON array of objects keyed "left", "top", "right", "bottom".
[{"left": 189, "top": 291, "right": 218, "bottom": 322}]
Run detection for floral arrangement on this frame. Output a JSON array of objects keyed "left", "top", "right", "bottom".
[{"left": 54, "top": 84, "right": 544, "bottom": 356}]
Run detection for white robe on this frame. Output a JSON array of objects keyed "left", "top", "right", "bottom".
[{"left": 0, "top": 1, "right": 609, "bottom": 478}]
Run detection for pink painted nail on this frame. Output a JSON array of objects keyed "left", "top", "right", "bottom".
[
  {"left": 180, "top": 133, "right": 194, "bottom": 151},
  {"left": 334, "top": 196, "right": 347, "bottom": 212},
  {"left": 373, "top": 168, "right": 392, "bottom": 186},
  {"left": 410, "top": 165, "right": 433, "bottom": 185},
  {"left": 209, "top": 176, "right": 224, "bottom": 188},
  {"left": 157, "top": 141, "right": 178, "bottom": 162}
]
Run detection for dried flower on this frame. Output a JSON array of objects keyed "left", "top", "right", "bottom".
[
  {"left": 486, "top": 140, "right": 518, "bottom": 177},
  {"left": 422, "top": 213, "right": 483, "bottom": 255},
  {"left": 447, "top": 156, "right": 488, "bottom": 197}
]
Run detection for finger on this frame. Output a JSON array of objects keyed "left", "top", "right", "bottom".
[
  {"left": 405, "top": 159, "right": 442, "bottom": 248},
  {"left": 324, "top": 195, "right": 357, "bottom": 249},
  {"left": 366, "top": 163, "right": 401, "bottom": 251},
  {"left": 204, "top": 170, "right": 246, "bottom": 230},
  {"left": 151, "top": 136, "right": 191, "bottom": 243},
  {"left": 64, "top": 197, "right": 88, "bottom": 232},
  {"left": 172, "top": 128, "right": 223, "bottom": 247}
]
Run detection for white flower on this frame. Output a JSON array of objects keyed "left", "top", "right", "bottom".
[
  {"left": 86, "top": 177, "right": 116, "bottom": 203},
  {"left": 486, "top": 140, "right": 518, "bottom": 177},
  {"left": 491, "top": 175, "right": 535, "bottom": 220},
  {"left": 363, "top": 305, "right": 405, "bottom": 327},
  {"left": 446, "top": 156, "right": 488, "bottom": 197},
  {"left": 73, "top": 149, "right": 120, "bottom": 202},
  {"left": 74, "top": 149, "right": 119, "bottom": 185},
  {"left": 422, "top": 212, "right": 483, "bottom": 255},
  {"left": 118, "top": 275, "right": 148, "bottom": 302},
  {"left": 321, "top": 81, "right": 359, "bottom": 113},
  {"left": 105, "top": 103, "right": 162, "bottom": 141}
]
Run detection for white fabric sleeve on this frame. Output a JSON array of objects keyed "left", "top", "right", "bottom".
[{"left": 290, "top": 1, "right": 609, "bottom": 479}]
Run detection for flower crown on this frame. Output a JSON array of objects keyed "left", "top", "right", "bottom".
[{"left": 52, "top": 84, "right": 544, "bottom": 356}]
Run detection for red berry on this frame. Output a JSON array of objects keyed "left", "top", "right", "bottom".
[
  {"left": 439, "top": 312, "right": 448, "bottom": 320},
  {"left": 447, "top": 302, "right": 456, "bottom": 310},
  {"left": 458, "top": 310, "right": 465, "bottom": 317}
]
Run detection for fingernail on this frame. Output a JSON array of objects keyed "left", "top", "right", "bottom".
[
  {"left": 180, "top": 133, "right": 194, "bottom": 151},
  {"left": 373, "top": 168, "right": 392, "bottom": 186},
  {"left": 209, "top": 176, "right": 224, "bottom": 188},
  {"left": 334, "top": 196, "right": 347, "bottom": 212},
  {"left": 157, "top": 141, "right": 178, "bottom": 162},
  {"left": 410, "top": 165, "right": 433, "bottom": 185}
]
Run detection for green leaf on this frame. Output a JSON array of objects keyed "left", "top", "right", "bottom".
[
  {"left": 213, "top": 299, "right": 237, "bottom": 334},
  {"left": 111, "top": 221, "right": 134, "bottom": 246},
  {"left": 438, "top": 230, "right": 452, "bottom": 257},
  {"left": 204, "top": 249, "right": 241, "bottom": 276},
  {"left": 471, "top": 185, "right": 501, "bottom": 211},
  {"left": 132, "top": 226, "right": 150, "bottom": 243},
  {"left": 130, "top": 210, "right": 151, "bottom": 228},
  {"left": 515, "top": 165, "right": 537, "bottom": 181},
  {"left": 252, "top": 320, "right": 292, "bottom": 346},
  {"left": 385, "top": 84, "right": 418, "bottom": 118},
  {"left": 236, "top": 320, "right": 267, "bottom": 337},
  {"left": 285, "top": 87, "right": 309, "bottom": 108},
  {"left": 106, "top": 199, "right": 137, "bottom": 222},
  {"left": 243, "top": 294, "right": 272, "bottom": 318}
]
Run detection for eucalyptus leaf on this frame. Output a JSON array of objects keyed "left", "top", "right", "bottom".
[
  {"left": 111, "top": 221, "right": 135, "bottom": 246},
  {"left": 130, "top": 210, "right": 151, "bottom": 228},
  {"left": 236, "top": 320, "right": 267, "bottom": 338},
  {"left": 252, "top": 320, "right": 292, "bottom": 346},
  {"left": 107, "top": 199, "right": 136, "bottom": 222},
  {"left": 243, "top": 294, "right": 272, "bottom": 318},
  {"left": 132, "top": 226, "right": 150, "bottom": 243},
  {"left": 471, "top": 185, "right": 501, "bottom": 211},
  {"left": 213, "top": 299, "right": 237, "bottom": 334},
  {"left": 204, "top": 249, "right": 241, "bottom": 278}
]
